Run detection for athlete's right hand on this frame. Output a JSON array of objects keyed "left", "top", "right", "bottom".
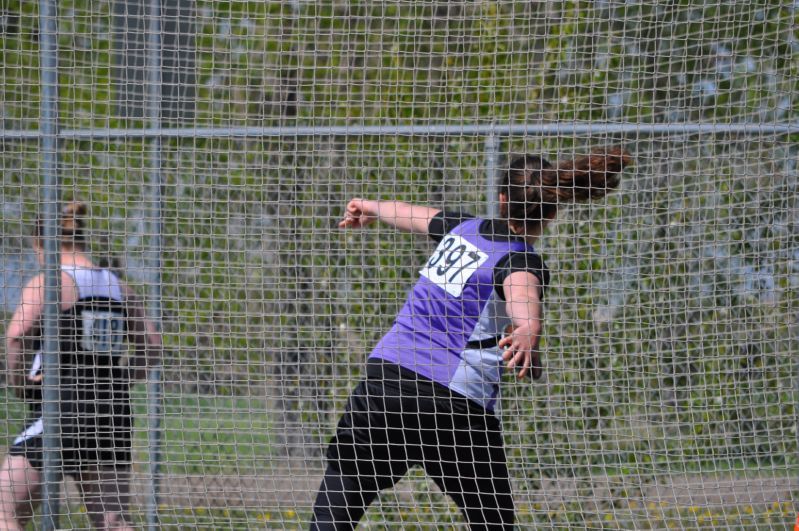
[
  {"left": 339, "top": 198, "right": 377, "bottom": 229},
  {"left": 499, "top": 324, "right": 543, "bottom": 380}
]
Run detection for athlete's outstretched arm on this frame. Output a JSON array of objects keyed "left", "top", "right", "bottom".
[
  {"left": 338, "top": 198, "right": 441, "bottom": 234},
  {"left": 499, "top": 271, "right": 544, "bottom": 380},
  {"left": 5, "top": 274, "right": 45, "bottom": 395}
]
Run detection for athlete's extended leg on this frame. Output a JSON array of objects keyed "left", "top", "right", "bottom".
[
  {"left": 312, "top": 377, "right": 410, "bottom": 530},
  {"left": 310, "top": 464, "right": 395, "bottom": 531},
  {"left": 74, "top": 465, "right": 133, "bottom": 531},
  {"left": 428, "top": 449, "right": 515, "bottom": 530},
  {"left": 0, "top": 454, "right": 42, "bottom": 531},
  {"left": 423, "top": 409, "right": 515, "bottom": 530}
]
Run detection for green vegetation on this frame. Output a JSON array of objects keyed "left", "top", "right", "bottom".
[
  {"left": 0, "top": 388, "right": 275, "bottom": 475},
  {"left": 1, "top": 0, "right": 798, "bottom": 527}
]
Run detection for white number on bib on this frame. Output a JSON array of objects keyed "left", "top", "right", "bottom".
[
  {"left": 420, "top": 235, "right": 489, "bottom": 297},
  {"left": 80, "top": 310, "right": 125, "bottom": 356}
]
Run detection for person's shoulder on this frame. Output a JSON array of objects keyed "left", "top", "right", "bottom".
[
  {"left": 16, "top": 272, "right": 47, "bottom": 307},
  {"left": 25, "top": 272, "right": 46, "bottom": 289},
  {"left": 428, "top": 210, "right": 476, "bottom": 241},
  {"left": 508, "top": 251, "right": 549, "bottom": 285},
  {"left": 436, "top": 210, "right": 476, "bottom": 226},
  {"left": 496, "top": 251, "right": 549, "bottom": 281},
  {"left": 479, "top": 218, "right": 517, "bottom": 240},
  {"left": 494, "top": 251, "right": 550, "bottom": 300},
  {"left": 510, "top": 250, "right": 547, "bottom": 267}
]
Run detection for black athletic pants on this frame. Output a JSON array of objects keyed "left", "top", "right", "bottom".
[{"left": 311, "top": 375, "right": 514, "bottom": 530}]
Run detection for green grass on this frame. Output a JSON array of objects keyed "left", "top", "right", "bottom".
[
  {"left": 1, "top": 387, "right": 280, "bottom": 527},
  {"left": 0, "top": 386, "right": 276, "bottom": 476},
  {"left": 150, "top": 506, "right": 306, "bottom": 531},
  {"left": 2, "top": 387, "right": 797, "bottom": 529},
  {"left": 130, "top": 389, "right": 277, "bottom": 476}
]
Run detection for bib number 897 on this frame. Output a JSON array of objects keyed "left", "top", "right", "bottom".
[{"left": 420, "top": 235, "right": 489, "bottom": 297}]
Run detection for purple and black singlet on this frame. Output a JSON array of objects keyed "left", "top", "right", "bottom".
[
  {"left": 369, "top": 213, "right": 547, "bottom": 411},
  {"left": 312, "top": 211, "right": 549, "bottom": 531}
]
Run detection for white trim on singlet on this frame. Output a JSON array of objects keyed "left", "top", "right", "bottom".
[
  {"left": 14, "top": 418, "right": 43, "bottom": 445},
  {"left": 449, "top": 290, "right": 514, "bottom": 411},
  {"left": 61, "top": 265, "right": 123, "bottom": 301},
  {"left": 29, "top": 351, "right": 42, "bottom": 379}
]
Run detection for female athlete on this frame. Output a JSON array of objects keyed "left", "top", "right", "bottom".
[
  {"left": 311, "top": 147, "right": 632, "bottom": 530},
  {"left": 0, "top": 202, "right": 162, "bottom": 530}
]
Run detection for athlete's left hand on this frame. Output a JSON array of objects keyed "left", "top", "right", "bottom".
[{"left": 499, "top": 324, "right": 542, "bottom": 380}]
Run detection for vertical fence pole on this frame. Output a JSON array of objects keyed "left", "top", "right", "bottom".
[
  {"left": 484, "top": 133, "right": 500, "bottom": 218},
  {"left": 38, "top": 0, "right": 61, "bottom": 528},
  {"left": 145, "top": 0, "right": 164, "bottom": 528}
]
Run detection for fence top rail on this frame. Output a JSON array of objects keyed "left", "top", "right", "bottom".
[{"left": 1, "top": 122, "right": 798, "bottom": 141}]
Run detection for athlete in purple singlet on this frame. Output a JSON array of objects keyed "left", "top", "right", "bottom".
[{"left": 311, "top": 148, "right": 632, "bottom": 530}]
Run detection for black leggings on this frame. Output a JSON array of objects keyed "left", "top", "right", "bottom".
[{"left": 310, "top": 377, "right": 515, "bottom": 530}]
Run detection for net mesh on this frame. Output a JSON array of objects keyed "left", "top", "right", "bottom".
[{"left": 1, "top": 1, "right": 797, "bottom": 529}]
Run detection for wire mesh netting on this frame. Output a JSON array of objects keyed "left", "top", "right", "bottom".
[{"left": 1, "top": 1, "right": 798, "bottom": 529}]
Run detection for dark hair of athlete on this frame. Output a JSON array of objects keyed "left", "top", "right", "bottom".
[
  {"left": 500, "top": 146, "right": 633, "bottom": 230},
  {"left": 33, "top": 201, "right": 88, "bottom": 250}
]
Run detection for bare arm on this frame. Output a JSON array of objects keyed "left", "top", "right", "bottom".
[
  {"left": 122, "top": 283, "right": 162, "bottom": 381},
  {"left": 338, "top": 198, "right": 441, "bottom": 235},
  {"left": 498, "top": 271, "right": 544, "bottom": 380},
  {"left": 5, "top": 274, "right": 45, "bottom": 394}
]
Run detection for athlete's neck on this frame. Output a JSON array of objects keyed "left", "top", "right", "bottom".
[
  {"left": 508, "top": 221, "right": 543, "bottom": 245},
  {"left": 60, "top": 251, "right": 96, "bottom": 269}
]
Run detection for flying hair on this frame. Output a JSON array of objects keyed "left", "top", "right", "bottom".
[{"left": 501, "top": 146, "right": 633, "bottom": 229}]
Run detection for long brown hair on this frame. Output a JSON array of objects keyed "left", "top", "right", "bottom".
[
  {"left": 34, "top": 201, "right": 88, "bottom": 250},
  {"left": 500, "top": 146, "right": 633, "bottom": 231}
]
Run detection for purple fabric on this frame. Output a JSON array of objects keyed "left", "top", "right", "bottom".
[{"left": 369, "top": 218, "right": 531, "bottom": 391}]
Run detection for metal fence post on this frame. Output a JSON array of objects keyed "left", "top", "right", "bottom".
[
  {"left": 38, "top": 0, "right": 61, "bottom": 528},
  {"left": 484, "top": 133, "right": 500, "bottom": 218},
  {"left": 145, "top": 0, "right": 164, "bottom": 528}
]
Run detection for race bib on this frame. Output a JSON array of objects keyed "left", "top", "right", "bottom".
[
  {"left": 80, "top": 310, "right": 125, "bottom": 356},
  {"left": 420, "top": 234, "right": 489, "bottom": 297}
]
